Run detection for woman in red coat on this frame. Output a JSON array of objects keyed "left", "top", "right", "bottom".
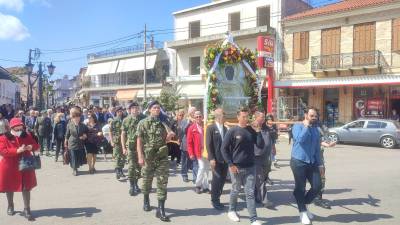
[
  {"left": 187, "top": 111, "right": 210, "bottom": 194},
  {"left": 0, "top": 118, "right": 39, "bottom": 221}
]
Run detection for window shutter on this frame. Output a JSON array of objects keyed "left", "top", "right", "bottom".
[
  {"left": 304, "top": 31, "right": 309, "bottom": 59},
  {"left": 394, "top": 19, "right": 400, "bottom": 51},
  {"left": 294, "top": 33, "right": 301, "bottom": 60}
]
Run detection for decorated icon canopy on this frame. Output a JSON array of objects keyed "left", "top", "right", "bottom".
[{"left": 204, "top": 34, "right": 261, "bottom": 120}]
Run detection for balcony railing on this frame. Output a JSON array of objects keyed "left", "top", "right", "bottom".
[
  {"left": 311, "top": 51, "right": 386, "bottom": 71},
  {"left": 87, "top": 42, "right": 163, "bottom": 61}
]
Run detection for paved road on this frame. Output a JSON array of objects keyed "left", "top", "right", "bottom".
[{"left": 1, "top": 140, "right": 400, "bottom": 225}]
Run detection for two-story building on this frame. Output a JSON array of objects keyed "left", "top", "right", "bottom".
[
  {"left": 81, "top": 43, "right": 169, "bottom": 108},
  {"left": 1, "top": 66, "right": 21, "bottom": 108},
  {"left": 277, "top": 0, "right": 400, "bottom": 126},
  {"left": 53, "top": 75, "right": 73, "bottom": 106},
  {"left": 166, "top": 0, "right": 311, "bottom": 110}
]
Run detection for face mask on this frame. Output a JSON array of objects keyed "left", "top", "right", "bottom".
[{"left": 11, "top": 130, "right": 22, "bottom": 137}]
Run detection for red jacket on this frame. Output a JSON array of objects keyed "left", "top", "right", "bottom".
[
  {"left": 187, "top": 123, "right": 203, "bottom": 160},
  {"left": 0, "top": 132, "right": 39, "bottom": 192}
]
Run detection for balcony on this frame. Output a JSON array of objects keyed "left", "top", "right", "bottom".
[
  {"left": 87, "top": 42, "right": 163, "bottom": 61},
  {"left": 311, "top": 51, "right": 387, "bottom": 75}
]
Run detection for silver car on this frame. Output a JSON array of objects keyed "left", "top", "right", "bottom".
[{"left": 328, "top": 119, "right": 400, "bottom": 149}]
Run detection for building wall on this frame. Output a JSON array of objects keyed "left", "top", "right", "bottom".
[{"left": 174, "top": 0, "right": 280, "bottom": 41}]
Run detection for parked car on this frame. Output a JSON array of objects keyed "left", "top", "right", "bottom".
[{"left": 328, "top": 119, "right": 400, "bottom": 149}]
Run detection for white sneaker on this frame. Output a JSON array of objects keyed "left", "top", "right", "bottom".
[
  {"left": 306, "top": 205, "right": 314, "bottom": 219},
  {"left": 228, "top": 211, "right": 240, "bottom": 222},
  {"left": 300, "top": 212, "right": 311, "bottom": 225},
  {"left": 251, "top": 220, "right": 263, "bottom": 225}
]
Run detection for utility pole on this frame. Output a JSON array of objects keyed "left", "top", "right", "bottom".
[
  {"left": 27, "top": 49, "right": 33, "bottom": 108},
  {"left": 38, "top": 62, "right": 44, "bottom": 110},
  {"left": 143, "top": 24, "right": 147, "bottom": 102}
]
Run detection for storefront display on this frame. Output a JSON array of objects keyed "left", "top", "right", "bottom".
[{"left": 353, "top": 87, "right": 385, "bottom": 119}]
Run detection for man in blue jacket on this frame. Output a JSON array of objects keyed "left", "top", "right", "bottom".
[{"left": 290, "top": 107, "right": 323, "bottom": 225}]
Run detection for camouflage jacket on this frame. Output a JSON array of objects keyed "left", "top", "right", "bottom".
[
  {"left": 122, "top": 114, "right": 146, "bottom": 143},
  {"left": 110, "top": 117, "right": 123, "bottom": 144},
  {"left": 136, "top": 116, "right": 168, "bottom": 150}
]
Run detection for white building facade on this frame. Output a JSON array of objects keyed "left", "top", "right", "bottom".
[
  {"left": 53, "top": 75, "right": 73, "bottom": 106},
  {"left": 0, "top": 66, "right": 19, "bottom": 107},
  {"left": 166, "top": 0, "right": 310, "bottom": 110},
  {"left": 81, "top": 43, "right": 169, "bottom": 108}
]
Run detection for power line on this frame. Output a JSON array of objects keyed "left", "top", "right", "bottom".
[{"left": 41, "top": 32, "right": 143, "bottom": 54}]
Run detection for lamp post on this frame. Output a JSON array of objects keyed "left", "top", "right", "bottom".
[
  {"left": 25, "top": 62, "right": 34, "bottom": 108},
  {"left": 35, "top": 62, "right": 56, "bottom": 110}
]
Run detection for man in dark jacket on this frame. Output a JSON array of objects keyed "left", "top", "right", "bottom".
[
  {"left": 25, "top": 110, "right": 37, "bottom": 133},
  {"left": 221, "top": 107, "right": 264, "bottom": 225},
  {"left": 34, "top": 110, "right": 53, "bottom": 156},
  {"left": 253, "top": 111, "right": 273, "bottom": 208},
  {"left": 206, "top": 108, "right": 228, "bottom": 210}
]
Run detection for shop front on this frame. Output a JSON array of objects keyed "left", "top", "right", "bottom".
[{"left": 275, "top": 74, "right": 400, "bottom": 125}]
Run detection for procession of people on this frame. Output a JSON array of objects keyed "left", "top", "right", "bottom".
[{"left": 0, "top": 102, "right": 336, "bottom": 225}]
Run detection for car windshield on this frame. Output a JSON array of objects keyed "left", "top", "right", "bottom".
[{"left": 346, "top": 121, "right": 365, "bottom": 128}]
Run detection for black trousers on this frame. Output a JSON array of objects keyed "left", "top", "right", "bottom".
[
  {"left": 290, "top": 158, "right": 322, "bottom": 212},
  {"left": 55, "top": 138, "right": 65, "bottom": 160},
  {"left": 211, "top": 161, "right": 228, "bottom": 203}
]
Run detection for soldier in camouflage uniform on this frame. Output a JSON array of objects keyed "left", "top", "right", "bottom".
[
  {"left": 109, "top": 106, "right": 126, "bottom": 180},
  {"left": 315, "top": 125, "right": 336, "bottom": 209},
  {"left": 137, "top": 101, "right": 175, "bottom": 222},
  {"left": 121, "top": 102, "right": 146, "bottom": 196}
]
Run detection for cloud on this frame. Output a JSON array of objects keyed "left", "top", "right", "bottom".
[
  {"left": 0, "top": 0, "right": 24, "bottom": 12},
  {"left": 0, "top": 13, "right": 30, "bottom": 41}
]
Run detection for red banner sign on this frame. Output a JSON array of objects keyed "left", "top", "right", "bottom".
[{"left": 257, "top": 36, "right": 275, "bottom": 68}]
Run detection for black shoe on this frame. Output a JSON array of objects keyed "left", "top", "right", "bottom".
[
  {"left": 156, "top": 200, "right": 170, "bottom": 222},
  {"left": 73, "top": 169, "right": 78, "bottom": 176},
  {"left": 23, "top": 208, "right": 34, "bottom": 221},
  {"left": 129, "top": 180, "right": 140, "bottom": 196},
  {"left": 202, "top": 188, "right": 211, "bottom": 194},
  {"left": 143, "top": 194, "right": 151, "bottom": 212},
  {"left": 7, "top": 205, "right": 14, "bottom": 216},
  {"left": 212, "top": 201, "right": 224, "bottom": 210},
  {"left": 182, "top": 177, "right": 189, "bottom": 183},
  {"left": 195, "top": 187, "right": 202, "bottom": 194}
]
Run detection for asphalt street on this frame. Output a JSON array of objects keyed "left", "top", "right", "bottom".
[{"left": 1, "top": 140, "right": 400, "bottom": 225}]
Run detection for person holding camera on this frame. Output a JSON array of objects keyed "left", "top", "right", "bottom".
[{"left": 0, "top": 118, "right": 40, "bottom": 221}]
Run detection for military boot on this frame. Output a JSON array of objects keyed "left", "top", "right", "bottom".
[
  {"left": 120, "top": 169, "right": 126, "bottom": 178},
  {"left": 129, "top": 180, "right": 137, "bottom": 196},
  {"left": 156, "top": 200, "right": 170, "bottom": 222},
  {"left": 143, "top": 194, "right": 151, "bottom": 211},
  {"left": 134, "top": 180, "right": 141, "bottom": 194},
  {"left": 115, "top": 168, "right": 121, "bottom": 180}
]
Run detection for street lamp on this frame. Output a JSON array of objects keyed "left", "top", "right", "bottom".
[
  {"left": 25, "top": 62, "right": 34, "bottom": 73},
  {"left": 47, "top": 63, "right": 55, "bottom": 75},
  {"left": 25, "top": 62, "right": 34, "bottom": 108}
]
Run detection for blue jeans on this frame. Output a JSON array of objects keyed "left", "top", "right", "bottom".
[
  {"left": 191, "top": 158, "right": 199, "bottom": 183},
  {"left": 290, "top": 158, "right": 322, "bottom": 212},
  {"left": 229, "top": 166, "right": 257, "bottom": 223},
  {"left": 180, "top": 150, "right": 189, "bottom": 179}
]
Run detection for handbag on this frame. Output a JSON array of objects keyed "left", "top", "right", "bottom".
[{"left": 19, "top": 151, "right": 41, "bottom": 171}]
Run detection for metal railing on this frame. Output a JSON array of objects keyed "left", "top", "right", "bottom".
[
  {"left": 87, "top": 42, "right": 163, "bottom": 61},
  {"left": 311, "top": 50, "right": 386, "bottom": 71}
]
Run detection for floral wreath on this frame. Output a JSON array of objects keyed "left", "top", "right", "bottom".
[{"left": 204, "top": 42, "right": 259, "bottom": 116}]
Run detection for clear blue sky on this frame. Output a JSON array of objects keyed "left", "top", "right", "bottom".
[{"left": 0, "top": 0, "right": 339, "bottom": 79}]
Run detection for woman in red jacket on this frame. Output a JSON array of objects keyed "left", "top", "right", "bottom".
[
  {"left": 0, "top": 118, "right": 39, "bottom": 221},
  {"left": 187, "top": 111, "right": 210, "bottom": 194}
]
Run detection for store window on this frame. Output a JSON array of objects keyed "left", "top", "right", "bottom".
[{"left": 353, "top": 87, "right": 384, "bottom": 119}]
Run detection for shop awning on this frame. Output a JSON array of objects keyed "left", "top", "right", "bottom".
[
  {"left": 137, "top": 89, "right": 161, "bottom": 98},
  {"left": 86, "top": 60, "right": 119, "bottom": 76},
  {"left": 117, "top": 55, "right": 157, "bottom": 73},
  {"left": 274, "top": 74, "right": 400, "bottom": 88},
  {"left": 116, "top": 89, "right": 138, "bottom": 100}
]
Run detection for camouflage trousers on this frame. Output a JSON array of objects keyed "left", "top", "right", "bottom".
[
  {"left": 141, "top": 146, "right": 169, "bottom": 201},
  {"left": 127, "top": 141, "right": 141, "bottom": 181},
  {"left": 113, "top": 143, "right": 126, "bottom": 169},
  {"left": 319, "top": 149, "right": 326, "bottom": 197}
]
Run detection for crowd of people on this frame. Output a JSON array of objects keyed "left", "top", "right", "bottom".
[{"left": 0, "top": 102, "right": 334, "bottom": 225}]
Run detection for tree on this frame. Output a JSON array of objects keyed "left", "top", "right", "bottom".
[{"left": 159, "top": 83, "right": 182, "bottom": 112}]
